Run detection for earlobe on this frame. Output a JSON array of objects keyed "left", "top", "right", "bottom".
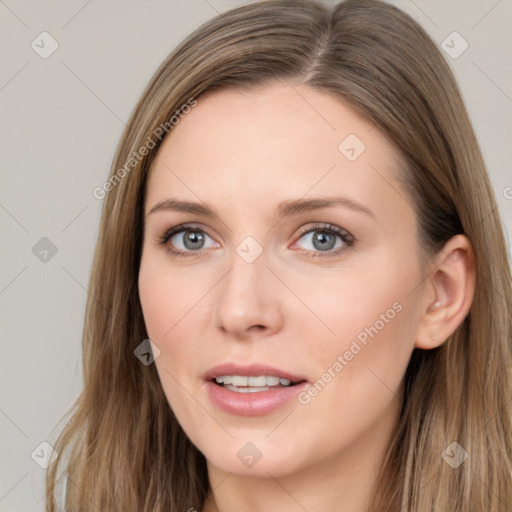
[{"left": 414, "top": 235, "right": 476, "bottom": 350}]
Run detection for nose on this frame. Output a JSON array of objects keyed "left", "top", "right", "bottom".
[{"left": 212, "top": 249, "right": 283, "bottom": 340}]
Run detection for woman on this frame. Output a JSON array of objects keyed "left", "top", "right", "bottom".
[{"left": 46, "top": 0, "right": 512, "bottom": 510}]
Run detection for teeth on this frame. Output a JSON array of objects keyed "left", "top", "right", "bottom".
[
  {"left": 232, "top": 375, "right": 247, "bottom": 386},
  {"left": 262, "top": 376, "right": 279, "bottom": 386},
  {"left": 214, "top": 375, "right": 294, "bottom": 387}
]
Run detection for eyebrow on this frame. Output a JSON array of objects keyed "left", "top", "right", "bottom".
[{"left": 148, "top": 196, "right": 375, "bottom": 220}]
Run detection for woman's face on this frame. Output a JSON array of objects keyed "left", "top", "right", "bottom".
[{"left": 138, "top": 83, "right": 429, "bottom": 478}]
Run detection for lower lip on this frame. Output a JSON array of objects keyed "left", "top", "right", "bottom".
[{"left": 205, "top": 380, "right": 309, "bottom": 416}]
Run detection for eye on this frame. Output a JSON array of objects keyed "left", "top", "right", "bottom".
[
  {"left": 292, "top": 223, "right": 354, "bottom": 257},
  {"left": 158, "top": 223, "right": 218, "bottom": 257}
]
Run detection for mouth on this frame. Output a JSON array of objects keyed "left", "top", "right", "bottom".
[
  {"left": 205, "top": 365, "right": 309, "bottom": 416},
  {"left": 212, "top": 374, "right": 305, "bottom": 393}
]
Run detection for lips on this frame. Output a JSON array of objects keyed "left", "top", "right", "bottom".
[{"left": 203, "top": 363, "right": 309, "bottom": 416}]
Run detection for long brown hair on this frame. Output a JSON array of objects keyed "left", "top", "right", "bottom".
[{"left": 45, "top": 0, "right": 512, "bottom": 510}]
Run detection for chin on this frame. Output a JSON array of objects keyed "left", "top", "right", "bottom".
[{"left": 201, "top": 437, "right": 307, "bottom": 478}]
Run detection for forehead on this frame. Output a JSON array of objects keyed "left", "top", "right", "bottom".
[{"left": 145, "top": 83, "right": 409, "bottom": 224}]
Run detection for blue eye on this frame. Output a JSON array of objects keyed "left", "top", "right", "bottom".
[
  {"left": 293, "top": 223, "right": 354, "bottom": 257},
  {"left": 158, "top": 224, "right": 216, "bottom": 257}
]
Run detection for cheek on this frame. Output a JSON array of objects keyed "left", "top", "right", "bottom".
[
  {"left": 293, "top": 260, "right": 415, "bottom": 348},
  {"left": 138, "top": 261, "right": 203, "bottom": 416},
  {"left": 296, "top": 256, "right": 420, "bottom": 398},
  {"left": 290, "top": 282, "right": 417, "bottom": 457},
  {"left": 138, "top": 269, "right": 174, "bottom": 341},
  {"left": 138, "top": 256, "right": 213, "bottom": 382},
  {"left": 138, "top": 254, "right": 206, "bottom": 341}
]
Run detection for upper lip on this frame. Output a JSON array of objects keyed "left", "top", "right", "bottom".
[{"left": 204, "top": 363, "right": 307, "bottom": 383}]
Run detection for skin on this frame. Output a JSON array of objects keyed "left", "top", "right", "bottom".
[{"left": 138, "top": 82, "right": 475, "bottom": 512}]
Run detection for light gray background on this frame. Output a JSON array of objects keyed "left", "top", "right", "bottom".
[{"left": 1, "top": 1, "right": 511, "bottom": 510}]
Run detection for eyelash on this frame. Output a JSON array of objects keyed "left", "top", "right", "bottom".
[{"left": 157, "top": 222, "right": 354, "bottom": 258}]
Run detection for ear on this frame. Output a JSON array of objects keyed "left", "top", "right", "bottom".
[{"left": 414, "top": 234, "right": 476, "bottom": 349}]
